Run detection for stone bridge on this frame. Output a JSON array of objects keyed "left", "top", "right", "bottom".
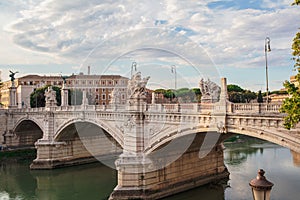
[{"left": 1, "top": 77, "right": 299, "bottom": 200}]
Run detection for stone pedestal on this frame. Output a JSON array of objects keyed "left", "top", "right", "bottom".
[
  {"left": 82, "top": 90, "right": 89, "bottom": 106},
  {"left": 8, "top": 86, "right": 17, "bottom": 109},
  {"left": 61, "top": 87, "right": 69, "bottom": 106},
  {"left": 110, "top": 134, "right": 229, "bottom": 200}
]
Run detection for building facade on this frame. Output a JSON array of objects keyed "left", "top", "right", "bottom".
[{"left": 0, "top": 73, "right": 129, "bottom": 108}]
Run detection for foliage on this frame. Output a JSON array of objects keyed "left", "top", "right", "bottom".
[
  {"left": 30, "top": 85, "right": 61, "bottom": 107},
  {"left": 227, "top": 84, "right": 256, "bottom": 103},
  {"left": 154, "top": 88, "right": 201, "bottom": 103},
  {"left": 243, "top": 90, "right": 257, "bottom": 103},
  {"left": 280, "top": 81, "right": 300, "bottom": 129},
  {"left": 163, "top": 89, "right": 175, "bottom": 99},
  {"left": 292, "top": 0, "right": 300, "bottom": 5},
  {"left": 280, "top": 1, "right": 300, "bottom": 129},
  {"left": 227, "top": 84, "right": 244, "bottom": 93},
  {"left": 257, "top": 90, "right": 263, "bottom": 103}
]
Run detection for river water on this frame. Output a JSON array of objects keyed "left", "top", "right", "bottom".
[{"left": 1, "top": 136, "right": 300, "bottom": 200}]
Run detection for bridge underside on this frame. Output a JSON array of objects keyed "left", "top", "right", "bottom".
[
  {"left": 4, "top": 120, "right": 43, "bottom": 149},
  {"left": 110, "top": 132, "right": 229, "bottom": 200},
  {"left": 31, "top": 122, "right": 122, "bottom": 169}
]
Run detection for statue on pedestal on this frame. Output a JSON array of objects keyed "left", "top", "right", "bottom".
[
  {"left": 127, "top": 72, "right": 150, "bottom": 99},
  {"left": 45, "top": 86, "right": 57, "bottom": 107},
  {"left": 9, "top": 70, "right": 18, "bottom": 86},
  {"left": 111, "top": 88, "right": 121, "bottom": 104},
  {"left": 199, "top": 78, "right": 221, "bottom": 103}
]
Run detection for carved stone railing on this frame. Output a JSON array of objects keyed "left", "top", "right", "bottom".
[
  {"left": 230, "top": 102, "right": 282, "bottom": 114},
  {"left": 8, "top": 102, "right": 283, "bottom": 115}
]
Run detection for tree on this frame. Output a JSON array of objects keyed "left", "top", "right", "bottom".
[
  {"left": 227, "top": 84, "right": 244, "bottom": 93},
  {"left": 191, "top": 88, "right": 201, "bottom": 103},
  {"left": 280, "top": 1, "right": 300, "bottom": 129},
  {"left": 257, "top": 90, "right": 263, "bottom": 103},
  {"left": 243, "top": 90, "right": 257, "bottom": 103},
  {"left": 227, "top": 84, "right": 257, "bottom": 103},
  {"left": 30, "top": 85, "right": 61, "bottom": 107}
]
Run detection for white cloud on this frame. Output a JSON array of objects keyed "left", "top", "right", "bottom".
[{"left": 0, "top": 0, "right": 299, "bottom": 90}]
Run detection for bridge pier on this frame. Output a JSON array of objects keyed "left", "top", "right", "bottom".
[{"left": 110, "top": 134, "right": 229, "bottom": 200}]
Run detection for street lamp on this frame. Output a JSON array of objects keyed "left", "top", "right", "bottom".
[
  {"left": 171, "top": 65, "right": 177, "bottom": 90},
  {"left": 265, "top": 37, "right": 271, "bottom": 103},
  {"left": 249, "top": 169, "right": 274, "bottom": 200},
  {"left": 131, "top": 62, "right": 137, "bottom": 77}
]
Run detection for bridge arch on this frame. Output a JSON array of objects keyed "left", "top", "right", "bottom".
[
  {"left": 227, "top": 126, "right": 300, "bottom": 153},
  {"left": 13, "top": 117, "right": 44, "bottom": 133},
  {"left": 145, "top": 125, "right": 219, "bottom": 154},
  {"left": 54, "top": 118, "right": 123, "bottom": 148},
  {"left": 12, "top": 119, "right": 43, "bottom": 147},
  {"left": 145, "top": 124, "right": 300, "bottom": 155}
]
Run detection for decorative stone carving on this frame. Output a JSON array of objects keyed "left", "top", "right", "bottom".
[
  {"left": 123, "top": 115, "right": 135, "bottom": 131},
  {"left": 217, "top": 121, "right": 226, "bottom": 133},
  {"left": 127, "top": 72, "right": 150, "bottom": 101},
  {"left": 45, "top": 86, "right": 57, "bottom": 107},
  {"left": 199, "top": 78, "right": 221, "bottom": 103},
  {"left": 111, "top": 88, "right": 122, "bottom": 104}
]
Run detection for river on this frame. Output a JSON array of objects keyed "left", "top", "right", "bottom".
[{"left": 1, "top": 135, "right": 300, "bottom": 200}]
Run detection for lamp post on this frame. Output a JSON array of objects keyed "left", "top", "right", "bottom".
[
  {"left": 171, "top": 65, "right": 177, "bottom": 90},
  {"left": 249, "top": 169, "right": 274, "bottom": 200},
  {"left": 171, "top": 65, "right": 177, "bottom": 103},
  {"left": 131, "top": 62, "right": 137, "bottom": 77},
  {"left": 265, "top": 37, "right": 271, "bottom": 103}
]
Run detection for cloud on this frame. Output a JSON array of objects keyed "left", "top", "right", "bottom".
[{"left": 2, "top": 0, "right": 299, "bottom": 90}]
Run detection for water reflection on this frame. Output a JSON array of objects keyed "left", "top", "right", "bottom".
[
  {"left": 0, "top": 160, "right": 116, "bottom": 200},
  {"left": 224, "top": 135, "right": 300, "bottom": 200},
  {"left": 1, "top": 136, "right": 300, "bottom": 200}
]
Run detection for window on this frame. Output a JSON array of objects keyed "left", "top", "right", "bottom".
[
  {"left": 102, "top": 94, "right": 106, "bottom": 100},
  {"left": 102, "top": 81, "right": 105, "bottom": 85}
]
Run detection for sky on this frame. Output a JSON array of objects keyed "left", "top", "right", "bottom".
[{"left": 0, "top": 0, "right": 299, "bottom": 91}]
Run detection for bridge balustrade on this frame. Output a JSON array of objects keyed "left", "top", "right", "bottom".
[{"left": 230, "top": 102, "right": 282, "bottom": 114}]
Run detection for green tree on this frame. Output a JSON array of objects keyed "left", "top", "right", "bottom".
[
  {"left": 191, "top": 88, "right": 201, "bottom": 103},
  {"left": 164, "top": 89, "right": 175, "bottom": 99},
  {"left": 292, "top": 0, "right": 300, "bottom": 5},
  {"left": 243, "top": 90, "right": 257, "bottom": 103},
  {"left": 280, "top": 1, "right": 300, "bottom": 129},
  {"left": 30, "top": 85, "right": 61, "bottom": 107},
  {"left": 257, "top": 90, "right": 263, "bottom": 103},
  {"left": 227, "top": 84, "right": 244, "bottom": 93},
  {"left": 227, "top": 84, "right": 256, "bottom": 103}
]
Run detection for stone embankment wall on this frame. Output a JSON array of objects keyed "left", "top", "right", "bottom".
[{"left": 0, "top": 110, "right": 7, "bottom": 146}]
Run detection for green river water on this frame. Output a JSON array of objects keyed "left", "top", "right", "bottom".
[{"left": 1, "top": 136, "right": 300, "bottom": 200}]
